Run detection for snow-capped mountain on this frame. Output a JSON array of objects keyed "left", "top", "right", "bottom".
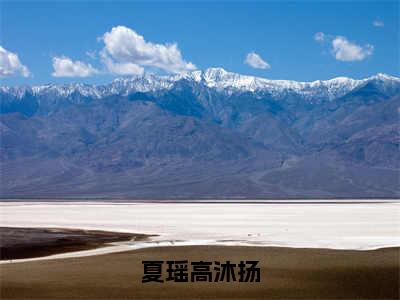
[
  {"left": 181, "top": 68, "right": 366, "bottom": 99},
  {"left": 1, "top": 67, "right": 399, "bottom": 199},
  {"left": 2, "top": 68, "right": 399, "bottom": 102}
]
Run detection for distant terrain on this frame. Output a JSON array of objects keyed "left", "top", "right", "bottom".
[{"left": 1, "top": 68, "right": 399, "bottom": 198}]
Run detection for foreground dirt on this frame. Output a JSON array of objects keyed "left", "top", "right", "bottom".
[
  {"left": 0, "top": 227, "right": 149, "bottom": 260},
  {"left": 1, "top": 245, "right": 399, "bottom": 299}
]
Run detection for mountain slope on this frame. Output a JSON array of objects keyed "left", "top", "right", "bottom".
[{"left": 1, "top": 69, "right": 399, "bottom": 198}]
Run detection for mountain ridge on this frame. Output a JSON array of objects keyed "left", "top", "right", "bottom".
[
  {"left": 2, "top": 68, "right": 399, "bottom": 102},
  {"left": 0, "top": 68, "right": 399, "bottom": 199}
]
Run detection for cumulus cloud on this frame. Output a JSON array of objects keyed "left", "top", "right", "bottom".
[
  {"left": 315, "top": 32, "right": 374, "bottom": 62},
  {"left": 100, "top": 50, "right": 144, "bottom": 75},
  {"left": 244, "top": 52, "right": 270, "bottom": 69},
  {"left": 52, "top": 56, "right": 99, "bottom": 77},
  {"left": 101, "top": 26, "right": 196, "bottom": 75},
  {"left": 331, "top": 36, "right": 373, "bottom": 61},
  {"left": 0, "top": 46, "right": 30, "bottom": 78},
  {"left": 314, "top": 32, "right": 325, "bottom": 42},
  {"left": 373, "top": 20, "right": 384, "bottom": 27}
]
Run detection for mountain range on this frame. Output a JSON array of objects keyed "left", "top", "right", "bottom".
[{"left": 1, "top": 68, "right": 399, "bottom": 199}]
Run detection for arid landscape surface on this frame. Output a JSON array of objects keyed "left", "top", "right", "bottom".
[
  {"left": 1, "top": 201, "right": 399, "bottom": 299},
  {"left": 1, "top": 245, "right": 399, "bottom": 299},
  {"left": 0, "top": 227, "right": 149, "bottom": 260}
]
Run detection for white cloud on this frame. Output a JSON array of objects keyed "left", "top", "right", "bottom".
[
  {"left": 100, "top": 50, "right": 144, "bottom": 75},
  {"left": 373, "top": 20, "right": 384, "bottom": 27},
  {"left": 331, "top": 36, "right": 373, "bottom": 61},
  {"left": 314, "top": 32, "right": 325, "bottom": 42},
  {"left": 52, "top": 56, "right": 99, "bottom": 77},
  {"left": 0, "top": 46, "right": 30, "bottom": 78},
  {"left": 314, "top": 33, "right": 374, "bottom": 62},
  {"left": 244, "top": 52, "right": 270, "bottom": 69},
  {"left": 101, "top": 26, "right": 196, "bottom": 75}
]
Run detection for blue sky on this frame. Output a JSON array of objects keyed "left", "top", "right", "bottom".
[{"left": 1, "top": 1, "right": 398, "bottom": 86}]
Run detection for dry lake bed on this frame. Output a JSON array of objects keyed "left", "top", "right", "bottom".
[{"left": 0, "top": 200, "right": 399, "bottom": 299}]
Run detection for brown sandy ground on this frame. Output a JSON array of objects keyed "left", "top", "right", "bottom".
[
  {"left": 0, "top": 227, "right": 150, "bottom": 260},
  {"left": 0, "top": 245, "right": 398, "bottom": 299}
]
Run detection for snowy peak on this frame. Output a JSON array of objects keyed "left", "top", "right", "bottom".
[
  {"left": 1, "top": 69, "right": 399, "bottom": 102},
  {"left": 182, "top": 69, "right": 399, "bottom": 100},
  {"left": 369, "top": 73, "right": 400, "bottom": 82},
  {"left": 203, "top": 67, "right": 229, "bottom": 81},
  {"left": 111, "top": 73, "right": 177, "bottom": 94},
  {"left": 180, "top": 68, "right": 367, "bottom": 100}
]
